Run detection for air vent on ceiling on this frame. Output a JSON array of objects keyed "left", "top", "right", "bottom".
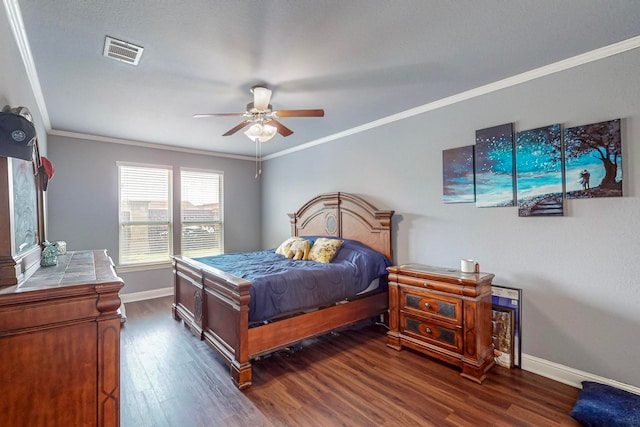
[{"left": 103, "top": 36, "right": 144, "bottom": 66}]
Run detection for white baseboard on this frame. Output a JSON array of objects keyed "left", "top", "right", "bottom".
[
  {"left": 120, "top": 287, "right": 173, "bottom": 303},
  {"left": 522, "top": 353, "right": 640, "bottom": 395}
]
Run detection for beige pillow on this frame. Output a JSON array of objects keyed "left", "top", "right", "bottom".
[
  {"left": 286, "top": 239, "right": 311, "bottom": 260},
  {"left": 275, "top": 237, "right": 304, "bottom": 256},
  {"left": 308, "top": 238, "right": 344, "bottom": 263}
]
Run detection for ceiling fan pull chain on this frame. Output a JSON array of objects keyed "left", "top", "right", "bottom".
[
  {"left": 254, "top": 137, "right": 263, "bottom": 179},
  {"left": 255, "top": 137, "right": 259, "bottom": 179},
  {"left": 258, "top": 137, "right": 262, "bottom": 176}
]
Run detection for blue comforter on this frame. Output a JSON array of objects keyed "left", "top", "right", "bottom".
[{"left": 194, "top": 238, "right": 391, "bottom": 322}]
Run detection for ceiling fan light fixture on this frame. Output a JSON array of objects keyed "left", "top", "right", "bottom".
[
  {"left": 262, "top": 123, "right": 277, "bottom": 140},
  {"left": 244, "top": 122, "right": 277, "bottom": 142}
]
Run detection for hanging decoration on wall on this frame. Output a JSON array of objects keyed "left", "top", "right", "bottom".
[
  {"left": 474, "top": 123, "right": 515, "bottom": 208},
  {"left": 442, "top": 145, "right": 475, "bottom": 203},
  {"left": 515, "top": 124, "right": 564, "bottom": 217},
  {"left": 443, "top": 117, "right": 625, "bottom": 216},
  {"left": 564, "top": 118, "right": 622, "bottom": 199},
  {"left": 0, "top": 105, "right": 37, "bottom": 162}
]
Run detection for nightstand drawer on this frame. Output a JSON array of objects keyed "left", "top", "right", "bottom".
[
  {"left": 401, "top": 289, "right": 462, "bottom": 325},
  {"left": 401, "top": 314, "right": 463, "bottom": 353}
]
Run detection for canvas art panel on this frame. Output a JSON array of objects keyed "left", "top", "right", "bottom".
[
  {"left": 564, "top": 118, "right": 622, "bottom": 199},
  {"left": 515, "top": 124, "right": 563, "bottom": 216},
  {"left": 475, "top": 123, "right": 515, "bottom": 208},
  {"left": 442, "top": 145, "right": 475, "bottom": 203}
]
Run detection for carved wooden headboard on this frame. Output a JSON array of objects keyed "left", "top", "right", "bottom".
[{"left": 288, "top": 192, "right": 394, "bottom": 262}]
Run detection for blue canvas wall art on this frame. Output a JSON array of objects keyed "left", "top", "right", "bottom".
[
  {"left": 515, "top": 124, "right": 563, "bottom": 216},
  {"left": 475, "top": 123, "right": 515, "bottom": 207},
  {"left": 564, "top": 119, "right": 622, "bottom": 199},
  {"left": 443, "top": 145, "right": 475, "bottom": 203}
]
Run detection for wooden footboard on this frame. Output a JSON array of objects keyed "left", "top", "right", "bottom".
[
  {"left": 173, "top": 255, "right": 253, "bottom": 387},
  {"left": 172, "top": 192, "right": 394, "bottom": 389}
]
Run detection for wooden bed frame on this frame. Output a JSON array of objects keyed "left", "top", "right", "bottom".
[{"left": 172, "top": 192, "right": 394, "bottom": 389}]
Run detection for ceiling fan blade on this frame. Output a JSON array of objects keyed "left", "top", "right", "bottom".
[
  {"left": 273, "top": 109, "right": 325, "bottom": 118},
  {"left": 269, "top": 119, "right": 294, "bottom": 137},
  {"left": 223, "top": 120, "right": 252, "bottom": 136},
  {"left": 193, "top": 113, "right": 244, "bottom": 118},
  {"left": 253, "top": 87, "right": 272, "bottom": 111}
]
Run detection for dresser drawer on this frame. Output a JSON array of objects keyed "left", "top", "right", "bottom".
[
  {"left": 401, "top": 314, "right": 463, "bottom": 353},
  {"left": 400, "top": 288, "right": 462, "bottom": 325}
]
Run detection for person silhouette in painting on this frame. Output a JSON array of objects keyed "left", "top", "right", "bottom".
[{"left": 579, "top": 169, "right": 591, "bottom": 190}]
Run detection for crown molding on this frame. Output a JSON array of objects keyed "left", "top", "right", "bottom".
[
  {"left": 48, "top": 129, "right": 255, "bottom": 161},
  {"left": 3, "top": 0, "right": 51, "bottom": 130},
  {"left": 264, "top": 35, "right": 640, "bottom": 161}
]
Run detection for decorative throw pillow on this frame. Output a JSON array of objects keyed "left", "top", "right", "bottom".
[
  {"left": 308, "top": 238, "right": 344, "bottom": 263},
  {"left": 286, "top": 239, "right": 311, "bottom": 260},
  {"left": 275, "top": 237, "right": 304, "bottom": 256}
]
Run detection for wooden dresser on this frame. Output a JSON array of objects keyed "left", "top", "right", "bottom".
[
  {"left": 0, "top": 250, "right": 123, "bottom": 427},
  {"left": 387, "top": 264, "right": 495, "bottom": 383}
]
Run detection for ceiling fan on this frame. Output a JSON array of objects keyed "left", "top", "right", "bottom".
[{"left": 193, "top": 86, "right": 324, "bottom": 142}]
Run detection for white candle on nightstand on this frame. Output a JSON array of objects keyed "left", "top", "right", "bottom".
[{"left": 461, "top": 259, "right": 478, "bottom": 273}]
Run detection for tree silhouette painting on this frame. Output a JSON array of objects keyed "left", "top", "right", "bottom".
[
  {"left": 443, "top": 145, "right": 475, "bottom": 203},
  {"left": 475, "top": 123, "right": 515, "bottom": 208},
  {"left": 515, "top": 124, "right": 563, "bottom": 216},
  {"left": 564, "top": 118, "right": 622, "bottom": 199}
]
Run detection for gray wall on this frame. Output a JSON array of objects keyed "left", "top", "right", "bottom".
[
  {"left": 46, "top": 134, "right": 261, "bottom": 294},
  {"left": 261, "top": 48, "right": 640, "bottom": 388}
]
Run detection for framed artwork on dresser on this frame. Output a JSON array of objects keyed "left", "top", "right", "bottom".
[
  {"left": 11, "top": 157, "right": 39, "bottom": 255},
  {"left": 0, "top": 156, "right": 44, "bottom": 286},
  {"left": 0, "top": 106, "right": 45, "bottom": 287}
]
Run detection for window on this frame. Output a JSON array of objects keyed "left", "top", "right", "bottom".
[
  {"left": 118, "top": 163, "right": 172, "bottom": 265},
  {"left": 180, "top": 168, "right": 223, "bottom": 257}
]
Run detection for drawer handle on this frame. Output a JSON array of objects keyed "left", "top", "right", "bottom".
[
  {"left": 425, "top": 303, "right": 432, "bottom": 310},
  {"left": 425, "top": 327, "right": 432, "bottom": 334}
]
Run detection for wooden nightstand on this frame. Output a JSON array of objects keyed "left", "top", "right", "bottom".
[{"left": 386, "top": 264, "right": 495, "bottom": 383}]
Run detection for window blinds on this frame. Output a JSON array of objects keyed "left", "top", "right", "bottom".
[
  {"left": 180, "top": 169, "right": 224, "bottom": 258},
  {"left": 118, "top": 164, "right": 172, "bottom": 265}
]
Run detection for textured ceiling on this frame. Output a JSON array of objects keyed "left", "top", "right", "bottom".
[{"left": 14, "top": 0, "right": 640, "bottom": 157}]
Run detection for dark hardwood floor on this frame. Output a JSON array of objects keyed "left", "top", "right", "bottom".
[{"left": 121, "top": 296, "right": 581, "bottom": 426}]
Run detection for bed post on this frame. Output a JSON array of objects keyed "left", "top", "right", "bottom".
[
  {"left": 288, "top": 212, "right": 297, "bottom": 237},
  {"left": 231, "top": 281, "right": 252, "bottom": 390}
]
